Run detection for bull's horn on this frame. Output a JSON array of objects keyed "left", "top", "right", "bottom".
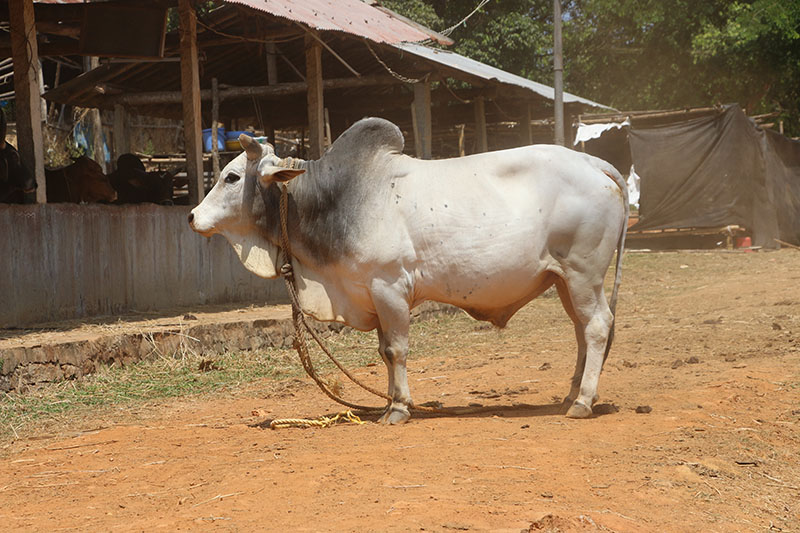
[{"left": 241, "top": 134, "right": 263, "bottom": 160}]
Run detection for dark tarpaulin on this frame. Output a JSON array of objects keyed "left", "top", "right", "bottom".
[
  {"left": 629, "top": 104, "right": 800, "bottom": 247},
  {"left": 761, "top": 128, "right": 800, "bottom": 246}
]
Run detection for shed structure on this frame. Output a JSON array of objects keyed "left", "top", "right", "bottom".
[
  {"left": 35, "top": 0, "right": 610, "bottom": 175},
  {"left": 0, "top": 0, "right": 614, "bottom": 328}
]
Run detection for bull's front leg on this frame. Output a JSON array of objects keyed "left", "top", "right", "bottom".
[{"left": 371, "top": 279, "right": 412, "bottom": 424}]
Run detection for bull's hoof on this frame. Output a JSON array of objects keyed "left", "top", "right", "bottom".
[
  {"left": 377, "top": 405, "right": 411, "bottom": 425},
  {"left": 565, "top": 400, "right": 593, "bottom": 419}
]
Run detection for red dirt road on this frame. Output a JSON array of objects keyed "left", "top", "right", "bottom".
[{"left": 1, "top": 251, "right": 799, "bottom": 531}]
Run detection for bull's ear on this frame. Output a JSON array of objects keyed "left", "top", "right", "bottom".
[
  {"left": 240, "top": 134, "right": 263, "bottom": 161},
  {"left": 257, "top": 167, "right": 306, "bottom": 188}
]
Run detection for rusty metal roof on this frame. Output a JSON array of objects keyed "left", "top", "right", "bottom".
[
  {"left": 225, "top": 0, "right": 450, "bottom": 45},
  {"left": 394, "top": 42, "right": 613, "bottom": 111}
]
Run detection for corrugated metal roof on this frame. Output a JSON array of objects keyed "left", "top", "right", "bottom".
[
  {"left": 225, "top": 0, "right": 448, "bottom": 45},
  {"left": 394, "top": 42, "right": 614, "bottom": 111}
]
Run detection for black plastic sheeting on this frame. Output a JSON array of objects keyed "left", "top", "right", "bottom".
[{"left": 628, "top": 104, "right": 800, "bottom": 247}]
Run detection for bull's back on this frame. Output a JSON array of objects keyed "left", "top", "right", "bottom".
[{"left": 387, "top": 145, "right": 624, "bottom": 312}]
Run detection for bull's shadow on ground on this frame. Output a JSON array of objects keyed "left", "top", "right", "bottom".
[{"left": 252, "top": 401, "right": 619, "bottom": 429}]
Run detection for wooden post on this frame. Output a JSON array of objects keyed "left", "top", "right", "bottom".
[
  {"left": 211, "top": 77, "right": 220, "bottom": 183},
  {"left": 112, "top": 104, "right": 130, "bottom": 166},
  {"left": 304, "top": 32, "right": 324, "bottom": 160},
  {"left": 323, "top": 107, "right": 332, "bottom": 148},
  {"left": 265, "top": 42, "right": 277, "bottom": 143},
  {"left": 474, "top": 96, "right": 488, "bottom": 153},
  {"left": 9, "top": 0, "right": 46, "bottom": 203},
  {"left": 413, "top": 79, "right": 432, "bottom": 159},
  {"left": 457, "top": 124, "right": 465, "bottom": 157},
  {"left": 521, "top": 103, "right": 533, "bottom": 145},
  {"left": 47, "top": 62, "right": 62, "bottom": 123},
  {"left": 179, "top": 0, "right": 204, "bottom": 204},
  {"left": 84, "top": 56, "right": 106, "bottom": 173}
]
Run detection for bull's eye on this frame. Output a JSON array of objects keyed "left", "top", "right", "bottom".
[{"left": 224, "top": 173, "right": 241, "bottom": 184}]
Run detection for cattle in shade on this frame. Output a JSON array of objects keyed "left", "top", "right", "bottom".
[
  {"left": 109, "top": 153, "right": 175, "bottom": 205},
  {"left": 0, "top": 110, "right": 36, "bottom": 204},
  {"left": 45, "top": 156, "right": 117, "bottom": 203},
  {"left": 189, "top": 118, "right": 628, "bottom": 424}
]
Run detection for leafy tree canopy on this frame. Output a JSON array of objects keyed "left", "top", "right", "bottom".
[{"left": 379, "top": 0, "right": 800, "bottom": 134}]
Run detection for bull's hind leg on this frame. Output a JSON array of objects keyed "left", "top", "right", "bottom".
[
  {"left": 555, "top": 273, "right": 614, "bottom": 418},
  {"left": 555, "top": 277, "right": 587, "bottom": 406},
  {"left": 371, "top": 280, "right": 413, "bottom": 425}
]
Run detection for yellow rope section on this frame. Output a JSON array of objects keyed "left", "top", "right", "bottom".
[{"left": 269, "top": 410, "right": 367, "bottom": 430}]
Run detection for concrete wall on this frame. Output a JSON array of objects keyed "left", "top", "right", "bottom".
[{"left": 0, "top": 204, "right": 287, "bottom": 328}]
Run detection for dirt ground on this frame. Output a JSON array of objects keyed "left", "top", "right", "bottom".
[{"left": 1, "top": 250, "right": 799, "bottom": 532}]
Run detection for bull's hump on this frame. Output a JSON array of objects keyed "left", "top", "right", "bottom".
[{"left": 327, "top": 117, "right": 404, "bottom": 158}]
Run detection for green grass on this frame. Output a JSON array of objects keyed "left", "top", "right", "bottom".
[
  {"left": 0, "top": 345, "right": 329, "bottom": 441},
  {"left": 0, "top": 310, "right": 484, "bottom": 444},
  {"left": 0, "top": 316, "right": 437, "bottom": 443}
]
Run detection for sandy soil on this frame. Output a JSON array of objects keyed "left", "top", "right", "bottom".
[{"left": 1, "top": 250, "right": 799, "bottom": 532}]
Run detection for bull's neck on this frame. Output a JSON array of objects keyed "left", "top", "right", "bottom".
[{"left": 261, "top": 157, "right": 322, "bottom": 264}]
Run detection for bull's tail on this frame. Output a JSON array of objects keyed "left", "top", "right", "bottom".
[{"left": 600, "top": 165, "right": 629, "bottom": 363}]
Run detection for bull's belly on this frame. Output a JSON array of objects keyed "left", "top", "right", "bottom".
[{"left": 413, "top": 257, "right": 555, "bottom": 327}]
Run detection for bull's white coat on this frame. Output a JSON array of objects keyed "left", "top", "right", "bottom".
[{"left": 190, "top": 118, "right": 628, "bottom": 423}]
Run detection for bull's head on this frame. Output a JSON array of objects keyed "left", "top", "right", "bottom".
[
  {"left": 188, "top": 135, "right": 304, "bottom": 238},
  {"left": 188, "top": 135, "right": 306, "bottom": 279}
]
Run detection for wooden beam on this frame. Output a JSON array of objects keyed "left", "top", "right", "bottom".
[
  {"left": 211, "top": 77, "right": 220, "bottom": 183},
  {"left": 112, "top": 104, "right": 130, "bottom": 166},
  {"left": 412, "top": 79, "right": 432, "bottom": 159},
  {"left": 179, "top": 0, "right": 204, "bottom": 204},
  {"left": 521, "top": 103, "right": 533, "bottom": 145},
  {"left": 304, "top": 32, "right": 324, "bottom": 160},
  {"left": 84, "top": 56, "right": 106, "bottom": 173},
  {"left": 265, "top": 42, "right": 277, "bottom": 143},
  {"left": 9, "top": 0, "right": 46, "bottom": 203},
  {"left": 105, "top": 74, "right": 402, "bottom": 107},
  {"left": 0, "top": 39, "right": 80, "bottom": 58},
  {"left": 474, "top": 96, "right": 488, "bottom": 153}
]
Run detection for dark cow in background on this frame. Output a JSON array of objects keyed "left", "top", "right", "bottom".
[
  {"left": 109, "top": 153, "right": 175, "bottom": 205},
  {"left": 0, "top": 109, "right": 37, "bottom": 204},
  {"left": 45, "top": 156, "right": 117, "bottom": 203}
]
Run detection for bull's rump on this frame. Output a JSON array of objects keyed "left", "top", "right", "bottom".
[{"left": 382, "top": 144, "right": 625, "bottom": 318}]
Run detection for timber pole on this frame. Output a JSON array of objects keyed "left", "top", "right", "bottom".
[
  {"left": 84, "top": 56, "right": 106, "bottom": 172},
  {"left": 553, "top": 0, "right": 565, "bottom": 146},
  {"left": 474, "top": 96, "right": 488, "bottom": 153},
  {"left": 179, "top": 0, "right": 204, "bottom": 204},
  {"left": 9, "top": 0, "right": 46, "bottom": 203},
  {"left": 211, "top": 77, "right": 220, "bottom": 183},
  {"left": 112, "top": 104, "right": 130, "bottom": 167},
  {"left": 304, "top": 31, "right": 325, "bottom": 160},
  {"left": 265, "top": 42, "right": 278, "bottom": 143},
  {"left": 412, "top": 78, "right": 432, "bottom": 159}
]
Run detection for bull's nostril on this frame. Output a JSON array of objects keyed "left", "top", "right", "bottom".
[{"left": 187, "top": 212, "right": 194, "bottom": 224}]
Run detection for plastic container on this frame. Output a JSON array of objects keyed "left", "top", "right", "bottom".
[
  {"left": 202, "top": 128, "right": 225, "bottom": 152},
  {"left": 225, "top": 130, "right": 255, "bottom": 141},
  {"left": 225, "top": 139, "right": 242, "bottom": 151},
  {"left": 735, "top": 236, "right": 752, "bottom": 249}
]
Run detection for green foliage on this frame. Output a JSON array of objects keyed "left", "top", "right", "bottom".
[
  {"left": 381, "top": 0, "right": 443, "bottom": 31},
  {"left": 691, "top": 0, "right": 800, "bottom": 133},
  {"left": 379, "top": 0, "right": 800, "bottom": 134},
  {"left": 166, "top": 0, "right": 221, "bottom": 32}
]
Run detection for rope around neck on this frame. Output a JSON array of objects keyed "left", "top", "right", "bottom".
[{"left": 278, "top": 184, "right": 503, "bottom": 418}]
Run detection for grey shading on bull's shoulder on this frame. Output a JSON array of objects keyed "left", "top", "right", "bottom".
[{"left": 189, "top": 117, "right": 628, "bottom": 424}]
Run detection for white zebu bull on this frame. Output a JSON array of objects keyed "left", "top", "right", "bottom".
[{"left": 189, "top": 118, "right": 628, "bottom": 424}]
